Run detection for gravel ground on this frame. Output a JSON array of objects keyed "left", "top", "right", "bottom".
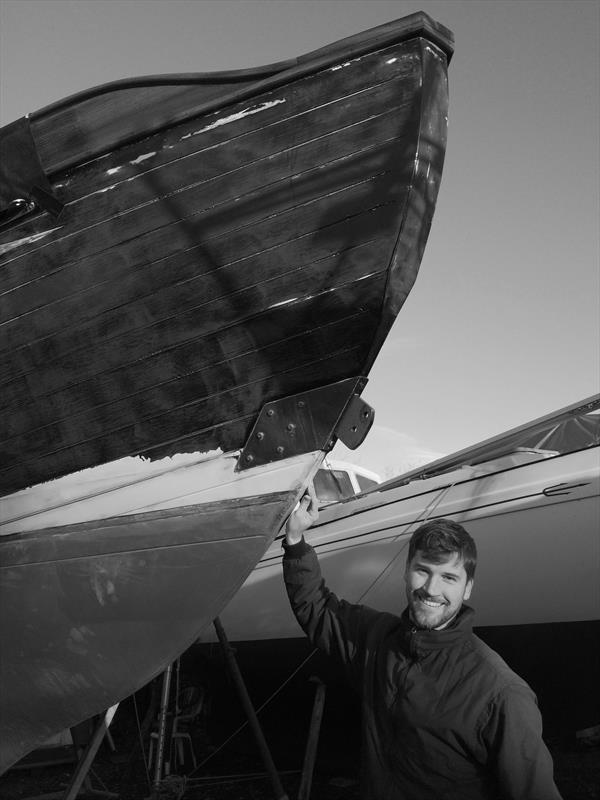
[
  {"left": 1, "top": 695, "right": 598, "bottom": 800},
  {"left": 2, "top": 651, "right": 598, "bottom": 800},
  {"left": 1, "top": 731, "right": 599, "bottom": 800}
]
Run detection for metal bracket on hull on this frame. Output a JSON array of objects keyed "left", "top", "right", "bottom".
[
  {"left": 237, "top": 377, "right": 374, "bottom": 471},
  {"left": 334, "top": 391, "right": 375, "bottom": 450}
]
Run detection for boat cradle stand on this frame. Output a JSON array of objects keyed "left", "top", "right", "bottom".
[
  {"left": 213, "top": 616, "right": 290, "bottom": 800},
  {"left": 22, "top": 712, "right": 119, "bottom": 800},
  {"left": 149, "top": 619, "right": 328, "bottom": 800}
]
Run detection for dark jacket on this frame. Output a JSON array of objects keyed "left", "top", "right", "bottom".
[{"left": 283, "top": 538, "right": 562, "bottom": 800}]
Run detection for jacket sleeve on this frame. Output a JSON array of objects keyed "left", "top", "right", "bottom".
[
  {"left": 282, "top": 537, "right": 381, "bottom": 689},
  {"left": 482, "top": 683, "right": 563, "bottom": 800}
]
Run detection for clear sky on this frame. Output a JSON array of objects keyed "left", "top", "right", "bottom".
[{"left": 1, "top": 0, "right": 598, "bottom": 477}]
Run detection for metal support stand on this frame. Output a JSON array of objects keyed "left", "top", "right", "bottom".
[
  {"left": 23, "top": 710, "right": 118, "bottom": 800},
  {"left": 152, "top": 663, "right": 173, "bottom": 792},
  {"left": 297, "top": 677, "right": 326, "bottom": 800},
  {"left": 213, "top": 616, "right": 289, "bottom": 800}
]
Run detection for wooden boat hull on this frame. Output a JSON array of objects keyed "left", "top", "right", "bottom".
[
  {"left": 0, "top": 13, "right": 453, "bottom": 771},
  {"left": 0, "top": 15, "right": 452, "bottom": 498}
]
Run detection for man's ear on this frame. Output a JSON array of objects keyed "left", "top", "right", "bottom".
[{"left": 464, "top": 578, "right": 474, "bottom": 601}]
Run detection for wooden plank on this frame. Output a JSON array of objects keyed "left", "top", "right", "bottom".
[
  {"left": 5, "top": 206, "right": 397, "bottom": 352},
  {"left": 0, "top": 86, "right": 416, "bottom": 294},
  {"left": 1, "top": 134, "right": 402, "bottom": 331},
  {"left": 0, "top": 38, "right": 420, "bottom": 269},
  {"left": 2, "top": 238, "right": 393, "bottom": 427},
  {"left": 2, "top": 280, "right": 386, "bottom": 461},
  {"left": 2, "top": 302, "right": 380, "bottom": 465},
  {"left": 40, "top": 46, "right": 420, "bottom": 207},
  {"left": 1, "top": 100, "right": 414, "bottom": 321},
  {"left": 0, "top": 337, "right": 375, "bottom": 494},
  {"left": 56, "top": 86, "right": 414, "bottom": 234},
  {"left": 0, "top": 172, "right": 403, "bottom": 382},
  {"left": 30, "top": 37, "right": 423, "bottom": 177},
  {"left": 0, "top": 207, "right": 396, "bottom": 377},
  {"left": 32, "top": 78, "right": 267, "bottom": 175}
]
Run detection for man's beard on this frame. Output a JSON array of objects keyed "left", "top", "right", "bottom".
[{"left": 409, "top": 593, "right": 458, "bottom": 630}]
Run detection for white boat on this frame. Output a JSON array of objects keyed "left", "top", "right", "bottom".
[
  {"left": 312, "top": 459, "right": 381, "bottom": 505},
  {"left": 204, "top": 395, "right": 599, "bottom": 639},
  {"left": 199, "top": 396, "right": 599, "bottom": 727}
]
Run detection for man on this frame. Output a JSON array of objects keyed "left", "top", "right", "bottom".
[{"left": 283, "top": 488, "right": 563, "bottom": 800}]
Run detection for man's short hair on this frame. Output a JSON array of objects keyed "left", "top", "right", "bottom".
[{"left": 407, "top": 518, "right": 477, "bottom": 581}]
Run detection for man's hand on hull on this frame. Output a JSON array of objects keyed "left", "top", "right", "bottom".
[{"left": 285, "top": 485, "right": 319, "bottom": 545}]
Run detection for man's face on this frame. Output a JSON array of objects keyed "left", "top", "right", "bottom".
[{"left": 404, "top": 549, "right": 473, "bottom": 630}]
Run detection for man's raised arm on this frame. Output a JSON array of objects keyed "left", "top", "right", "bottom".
[{"left": 282, "top": 487, "right": 379, "bottom": 682}]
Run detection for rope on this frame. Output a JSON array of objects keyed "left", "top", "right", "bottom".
[
  {"left": 186, "top": 769, "right": 301, "bottom": 787},
  {"left": 133, "top": 690, "right": 153, "bottom": 792},
  {"left": 184, "top": 646, "right": 318, "bottom": 781}
]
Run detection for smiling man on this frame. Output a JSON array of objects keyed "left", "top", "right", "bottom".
[
  {"left": 283, "top": 490, "right": 563, "bottom": 800},
  {"left": 404, "top": 521, "right": 474, "bottom": 630}
]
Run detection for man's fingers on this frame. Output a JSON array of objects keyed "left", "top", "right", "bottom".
[
  {"left": 306, "top": 483, "right": 319, "bottom": 520},
  {"left": 299, "top": 485, "right": 317, "bottom": 507}
]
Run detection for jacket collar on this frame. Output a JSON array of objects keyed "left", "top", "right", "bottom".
[{"left": 399, "top": 604, "right": 475, "bottom": 658}]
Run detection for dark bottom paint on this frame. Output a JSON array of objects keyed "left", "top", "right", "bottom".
[
  {"left": 475, "top": 621, "right": 600, "bottom": 732},
  {"left": 0, "top": 492, "right": 293, "bottom": 774},
  {"left": 191, "top": 619, "right": 600, "bottom": 734}
]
